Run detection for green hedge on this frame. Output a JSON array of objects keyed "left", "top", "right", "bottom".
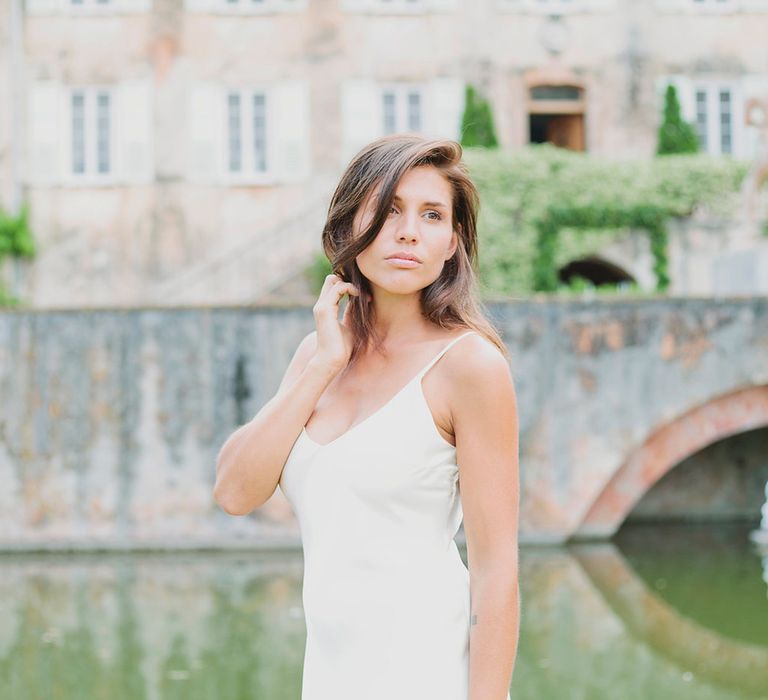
[
  {"left": 0, "top": 202, "right": 36, "bottom": 306},
  {"left": 462, "top": 144, "right": 749, "bottom": 296}
]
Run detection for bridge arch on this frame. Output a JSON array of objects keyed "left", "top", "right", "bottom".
[
  {"left": 574, "top": 385, "right": 768, "bottom": 539},
  {"left": 558, "top": 254, "right": 636, "bottom": 288}
]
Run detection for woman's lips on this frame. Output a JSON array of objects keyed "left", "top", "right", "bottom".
[{"left": 385, "top": 257, "right": 421, "bottom": 268}]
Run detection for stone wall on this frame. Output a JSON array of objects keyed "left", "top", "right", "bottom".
[{"left": 1, "top": 297, "right": 767, "bottom": 549}]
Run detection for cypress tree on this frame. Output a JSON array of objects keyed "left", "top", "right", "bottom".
[
  {"left": 657, "top": 84, "right": 699, "bottom": 155},
  {"left": 460, "top": 84, "right": 499, "bottom": 148}
]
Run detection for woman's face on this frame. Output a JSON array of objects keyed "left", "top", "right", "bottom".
[{"left": 352, "top": 165, "right": 458, "bottom": 297}]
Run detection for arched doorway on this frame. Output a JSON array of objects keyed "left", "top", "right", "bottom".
[
  {"left": 558, "top": 255, "right": 635, "bottom": 288},
  {"left": 528, "top": 83, "right": 586, "bottom": 151}
]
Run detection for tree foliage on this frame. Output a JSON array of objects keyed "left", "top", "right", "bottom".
[
  {"left": 460, "top": 84, "right": 499, "bottom": 149},
  {"left": 0, "top": 202, "right": 36, "bottom": 306},
  {"left": 461, "top": 144, "right": 748, "bottom": 296},
  {"left": 657, "top": 84, "right": 699, "bottom": 155}
]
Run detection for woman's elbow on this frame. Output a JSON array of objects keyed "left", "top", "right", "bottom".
[{"left": 212, "top": 478, "right": 252, "bottom": 516}]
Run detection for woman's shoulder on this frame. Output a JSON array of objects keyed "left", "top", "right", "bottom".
[
  {"left": 441, "top": 329, "right": 512, "bottom": 384},
  {"left": 440, "top": 330, "right": 516, "bottom": 424}
]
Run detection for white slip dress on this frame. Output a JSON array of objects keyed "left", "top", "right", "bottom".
[{"left": 278, "top": 330, "right": 512, "bottom": 700}]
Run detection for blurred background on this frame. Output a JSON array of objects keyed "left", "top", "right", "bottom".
[{"left": 1, "top": 0, "right": 768, "bottom": 698}]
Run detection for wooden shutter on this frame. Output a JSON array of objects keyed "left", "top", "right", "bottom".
[
  {"left": 117, "top": 79, "right": 153, "bottom": 184},
  {"left": 185, "top": 0, "right": 218, "bottom": 12},
  {"left": 25, "top": 0, "right": 61, "bottom": 15},
  {"left": 187, "top": 82, "right": 224, "bottom": 183},
  {"left": 428, "top": 0, "right": 460, "bottom": 11},
  {"left": 340, "top": 79, "right": 381, "bottom": 166},
  {"left": 269, "top": 79, "right": 311, "bottom": 183},
  {"left": 339, "top": 0, "right": 367, "bottom": 12},
  {"left": 427, "top": 77, "right": 464, "bottom": 140},
  {"left": 26, "top": 81, "right": 63, "bottom": 185}
]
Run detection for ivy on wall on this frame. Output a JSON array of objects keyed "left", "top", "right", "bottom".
[
  {"left": 532, "top": 203, "right": 670, "bottom": 292},
  {"left": 462, "top": 144, "right": 749, "bottom": 296},
  {"left": 0, "top": 203, "right": 36, "bottom": 306}
]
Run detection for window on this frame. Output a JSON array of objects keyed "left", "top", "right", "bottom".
[
  {"left": 530, "top": 85, "right": 583, "bottom": 100},
  {"left": 227, "top": 89, "right": 268, "bottom": 175},
  {"left": 69, "top": 87, "right": 113, "bottom": 177},
  {"left": 719, "top": 89, "right": 732, "bottom": 154},
  {"left": 666, "top": 80, "right": 741, "bottom": 156},
  {"left": 693, "top": 84, "right": 735, "bottom": 156},
  {"left": 695, "top": 89, "right": 708, "bottom": 151},
  {"left": 382, "top": 86, "right": 423, "bottom": 134}
]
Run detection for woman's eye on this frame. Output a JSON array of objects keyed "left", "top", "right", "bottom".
[{"left": 387, "top": 207, "right": 441, "bottom": 220}]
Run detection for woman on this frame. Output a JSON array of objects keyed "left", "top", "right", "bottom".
[{"left": 214, "top": 134, "right": 520, "bottom": 700}]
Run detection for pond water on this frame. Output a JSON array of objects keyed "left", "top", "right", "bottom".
[{"left": 0, "top": 521, "right": 766, "bottom": 700}]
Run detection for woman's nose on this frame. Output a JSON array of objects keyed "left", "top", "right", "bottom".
[{"left": 396, "top": 212, "right": 420, "bottom": 240}]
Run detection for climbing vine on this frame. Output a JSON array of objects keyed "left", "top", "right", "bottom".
[
  {"left": 532, "top": 203, "right": 670, "bottom": 292},
  {"left": 0, "top": 202, "right": 36, "bottom": 306},
  {"left": 461, "top": 144, "right": 749, "bottom": 296}
]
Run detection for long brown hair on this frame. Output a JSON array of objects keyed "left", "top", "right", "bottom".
[{"left": 321, "top": 133, "right": 508, "bottom": 364}]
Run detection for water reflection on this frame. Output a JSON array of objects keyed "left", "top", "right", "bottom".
[{"left": 0, "top": 524, "right": 766, "bottom": 700}]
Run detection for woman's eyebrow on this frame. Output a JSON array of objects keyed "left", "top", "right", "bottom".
[{"left": 391, "top": 194, "right": 449, "bottom": 210}]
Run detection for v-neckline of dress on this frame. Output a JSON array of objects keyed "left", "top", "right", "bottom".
[
  {"left": 301, "top": 331, "right": 476, "bottom": 450},
  {"left": 301, "top": 374, "right": 421, "bottom": 449}
]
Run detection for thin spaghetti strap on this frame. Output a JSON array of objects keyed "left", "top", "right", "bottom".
[{"left": 415, "top": 330, "right": 478, "bottom": 381}]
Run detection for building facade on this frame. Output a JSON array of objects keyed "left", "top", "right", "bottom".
[{"left": 1, "top": 0, "right": 767, "bottom": 306}]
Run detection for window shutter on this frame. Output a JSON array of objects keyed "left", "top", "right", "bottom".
[
  {"left": 339, "top": 0, "right": 367, "bottom": 12},
  {"left": 269, "top": 79, "right": 310, "bottom": 184},
  {"left": 340, "top": 79, "right": 381, "bottom": 166},
  {"left": 428, "top": 0, "right": 460, "bottom": 11},
  {"left": 185, "top": 0, "right": 218, "bottom": 12},
  {"left": 654, "top": 0, "right": 689, "bottom": 12},
  {"left": 187, "top": 82, "right": 224, "bottom": 183},
  {"left": 117, "top": 79, "right": 153, "bottom": 184},
  {"left": 112, "top": 0, "right": 152, "bottom": 12},
  {"left": 26, "top": 81, "right": 63, "bottom": 185},
  {"left": 25, "top": 0, "right": 61, "bottom": 15},
  {"left": 427, "top": 77, "right": 463, "bottom": 140}
]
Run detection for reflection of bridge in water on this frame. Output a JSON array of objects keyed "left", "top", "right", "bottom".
[
  {"left": 0, "top": 533, "right": 765, "bottom": 699},
  {"left": 573, "top": 541, "right": 768, "bottom": 698}
]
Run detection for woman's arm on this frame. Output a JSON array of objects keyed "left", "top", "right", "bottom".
[
  {"left": 213, "top": 330, "right": 337, "bottom": 515},
  {"left": 450, "top": 337, "right": 520, "bottom": 700}
]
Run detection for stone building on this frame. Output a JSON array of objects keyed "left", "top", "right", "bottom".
[{"left": 0, "top": 0, "right": 767, "bottom": 306}]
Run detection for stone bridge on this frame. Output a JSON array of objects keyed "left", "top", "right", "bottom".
[{"left": 1, "top": 297, "right": 766, "bottom": 549}]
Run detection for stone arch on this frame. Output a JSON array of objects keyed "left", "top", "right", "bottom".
[
  {"left": 574, "top": 385, "right": 768, "bottom": 539},
  {"left": 558, "top": 254, "right": 636, "bottom": 287}
]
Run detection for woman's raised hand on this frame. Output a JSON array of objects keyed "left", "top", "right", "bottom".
[{"left": 311, "top": 273, "right": 360, "bottom": 373}]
